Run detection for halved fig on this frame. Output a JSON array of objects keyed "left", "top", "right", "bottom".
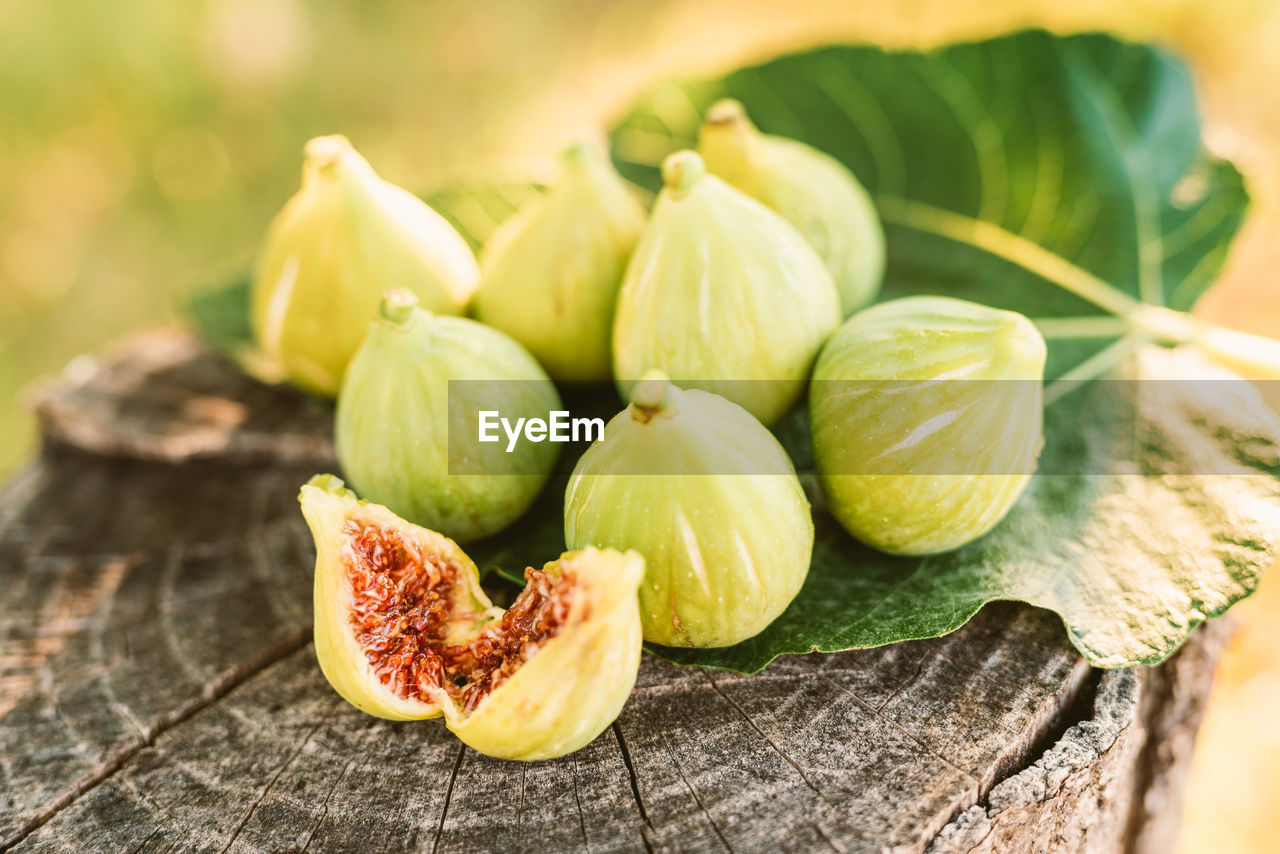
[{"left": 299, "top": 474, "right": 645, "bottom": 760}]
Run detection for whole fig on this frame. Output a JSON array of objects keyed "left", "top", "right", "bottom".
[
  {"left": 810, "top": 296, "right": 1046, "bottom": 556},
  {"left": 564, "top": 372, "right": 813, "bottom": 647},
  {"left": 336, "top": 289, "right": 559, "bottom": 543},
  {"left": 472, "top": 141, "right": 647, "bottom": 381},
  {"left": 300, "top": 475, "right": 645, "bottom": 760},
  {"left": 251, "top": 136, "right": 479, "bottom": 396},
  {"left": 611, "top": 150, "right": 841, "bottom": 426},
  {"left": 698, "top": 100, "right": 885, "bottom": 316}
]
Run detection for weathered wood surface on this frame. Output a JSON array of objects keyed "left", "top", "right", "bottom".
[{"left": 0, "top": 332, "right": 1231, "bottom": 853}]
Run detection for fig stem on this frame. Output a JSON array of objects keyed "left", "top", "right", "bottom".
[
  {"left": 379, "top": 288, "right": 420, "bottom": 329},
  {"left": 630, "top": 371, "right": 674, "bottom": 421},
  {"left": 661, "top": 150, "right": 706, "bottom": 196},
  {"left": 304, "top": 135, "right": 352, "bottom": 178},
  {"left": 1191, "top": 322, "right": 1280, "bottom": 379},
  {"left": 1127, "top": 304, "right": 1280, "bottom": 378},
  {"left": 704, "top": 99, "right": 751, "bottom": 129},
  {"left": 870, "top": 194, "right": 1280, "bottom": 382},
  {"left": 1044, "top": 308, "right": 1280, "bottom": 407}
]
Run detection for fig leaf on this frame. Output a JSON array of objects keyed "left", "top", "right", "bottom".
[
  {"left": 606, "top": 29, "right": 1277, "bottom": 671},
  {"left": 610, "top": 30, "right": 1250, "bottom": 382}
]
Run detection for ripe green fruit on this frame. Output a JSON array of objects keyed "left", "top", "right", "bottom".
[
  {"left": 251, "top": 135, "right": 479, "bottom": 396},
  {"left": 698, "top": 100, "right": 884, "bottom": 316},
  {"left": 611, "top": 150, "right": 841, "bottom": 426},
  {"left": 336, "top": 289, "right": 559, "bottom": 543},
  {"left": 472, "top": 141, "right": 647, "bottom": 381},
  {"left": 810, "top": 296, "right": 1047, "bottom": 556},
  {"left": 300, "top": 475, "right": 645, "bottom": 760},
  {"left": 564, "top": 372, "right": 813, "bottom": 647}
]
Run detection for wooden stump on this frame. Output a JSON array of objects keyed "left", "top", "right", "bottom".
[{"left": 0, "top": 332, "right": 1229, "bottom": 853}]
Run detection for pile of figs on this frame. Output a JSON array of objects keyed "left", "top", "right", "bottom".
[{"left": 253, "top": 104, "right": 1045, "bottom": 759}]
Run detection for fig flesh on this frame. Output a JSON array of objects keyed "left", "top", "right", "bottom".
[{"left": 301, "top": 475, "right": 645, "bottom": 760}]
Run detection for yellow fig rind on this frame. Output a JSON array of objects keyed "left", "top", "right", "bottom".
[
  {"left": 301, "top": 477, "right": 645, "bottom": 759},
  {"left": 473, "top": 142, "right": 646, "bottom": 382},
  {"left": 698, "top": 101, "right": 885, "bottom": 316},
  {"left": 611, "top": 150, "right": 841, "bottom": 426},
  {"left": 810, "top": 296, "right": 1047, "bottom": 556},
  {"left": 449, "top": 547, "right": 645, "bottom": 760},
  {"left": 252, "top": 136, "right": 480, "bottom": 397},
  {"left": 335, "top": 298, "right": 561, "bottom": 544},
  {"left": 565, "top": 382, "right": 813, "bottom": 647}
]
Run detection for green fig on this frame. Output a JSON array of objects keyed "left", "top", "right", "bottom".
[
  {"left": 251, "top": 135, "right": 480, "bottom": 396},
  {"left": 336, "top": 289, "right": 559, "bottom": 543},
  {"left": 612, "top": 150, "right": 841, "bottom": 425},
  {"left": 698, "top": 99, "right": 885, "bottom": 316},
  {"left": 301, "top": 475, "right": 645, "bottom": 760},
  {"left": 810, "top": 296, "right": 1047, "bottom": 556},
  {"left": 564, "top": 372, "right": 813, "bottom": 647},
  {"left": 472, "top": 141, "right": 647, "bottom": 381}
]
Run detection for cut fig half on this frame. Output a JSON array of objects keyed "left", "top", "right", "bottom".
[{"left": 299, "top": 474, "right": 645, "bottom": 760}]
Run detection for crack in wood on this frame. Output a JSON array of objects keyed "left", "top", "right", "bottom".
[
  {"left": 698, "top": 668, "right": 837, "bottom": 809},
  {"left": 217, "top": 699, "right": 339, "bottom": 854},
  {"left": 1120, "top": 616, "right": 1230, "bottom": 854},
  {"left": 612, "top": 722, "right": 652, "bottom": 832},
  {"left": 1123, "top": 677, "right": 1171, "bottom": 854},
  {"left": 660, "top": 726, "right": 734, "bottom": 852},
  {"left": 126, "top": 826, "right": 161, "bottom": 854},
  {"left": 922, "top": 661, "right": 1101, "bottom": 851},
  {"left": 872, "top": 649, "right": 931, "bottom": 713},
  {"left": 982, "top": 661, "right": 1097, "bottom": 799},
  {"left": 810, "top": 668, "right": 978, "bottom": 783},
  {"left": 296, "top": 750, "right": 357, "bottom": 853},
  {"left": 0, "top": 626, "right": 312, "bottom": 851},
  {"left": 430, "top": 742, "right": 465, "bottom": 854},
  {"left": 569, "top": 752, "right": 589, "bottom": 850},
  {"left": 925, "top": 668, "right": 1156, "bottom": 854}
]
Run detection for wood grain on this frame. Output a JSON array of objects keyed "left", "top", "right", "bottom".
[{"left": 0, "top": 333, "right": 1231, "bottom": 852}]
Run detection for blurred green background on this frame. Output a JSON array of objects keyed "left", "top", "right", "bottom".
[{"left": 2, "top": 1, "right": 1279, "bottom": 850}]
